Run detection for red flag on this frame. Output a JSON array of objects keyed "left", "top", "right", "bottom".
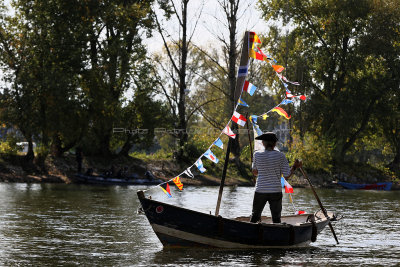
[
  {"left": 160, "top": 183, "right": 172, "bottom": 198},
  {"left": 231, "top": 111, "right": 247, "bottom": 127}
]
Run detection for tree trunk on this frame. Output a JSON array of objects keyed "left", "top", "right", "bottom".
[
  {"left": 25, "top": 137, "right": 34, "bottom": 163},
  {"left": 177, "top": 0, "right": 189, "bottom": 159}
]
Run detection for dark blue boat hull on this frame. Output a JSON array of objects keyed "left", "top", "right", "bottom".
[
  {"left": 75, "top": 174, "right": 162, "bottom": 186},
  {"left": 338, "top": 181, "right": 392, "bottom": 191},
  {"left": 137, "top": 191, "right": 331, "bottom": 248}
]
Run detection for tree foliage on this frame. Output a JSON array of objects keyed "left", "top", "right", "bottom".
[{"left": 259, "top": 0, "right": 400, "bottom": 170}]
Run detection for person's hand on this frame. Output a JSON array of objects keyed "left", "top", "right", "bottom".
[{"left": 293, "top": 159, "right": 302, "bottom": 169}]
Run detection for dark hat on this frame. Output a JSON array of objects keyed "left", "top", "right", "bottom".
[{"left": 255, "top": 132, "right": 278, "bottom": 142}]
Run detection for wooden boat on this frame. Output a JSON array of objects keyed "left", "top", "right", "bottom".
[
  {"left": 338, "top": 181, "right": 392, "bottom": 191},
  {"left": 75, "top": 173, "right": 163, "bottom": 186},
  {"left": 137, "top": 190, "right": 335, "bottom": 248},
  {"left": 137, "top": 31, "right": 339, "bottom": 248}
]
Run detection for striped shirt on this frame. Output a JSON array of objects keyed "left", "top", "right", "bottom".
[{"left": 252, "top": 150, "right": 291, "bottom": 193}]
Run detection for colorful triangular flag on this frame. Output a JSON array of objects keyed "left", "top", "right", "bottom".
[
  {"left": 213, "top": 138, "right": 223, "bottom": 149},
  {"left": 238, "top": 97, "right": 249, "bottom": 107},
  {"left": 183, "top": 168, "right": 194, "bottom": 179},
  {"left": 160, "top": 183, "right": 172, "bottom": 198},
  {"left": 223, "top": 125, "right": 236, "bottom": 139},
  {"left": 281, "top": 177, "right": 294, "bottom": 193},
  {"left": 257, "top": 47, "right": 277, "bottom": 62},
  {"left": 249, "top": 31, "right": 261, "bottom": 45},
  {"left": 280, "top": 99, "right": 294, "bottom": 105},
  {"left": 272, "top": 65, "right": 285, "bottom": 73},
  {"left": 204, "top": 149, "right": 219, "bottom": 163},
  {"left": 249, "top": 115, "right": 258, "bottom": 124},
  {"left": 242, "top": 81, "right": 257, "bottom": 96},
  {"left": 172, "top": 176, "right": 183, "bottom": 190},
  {"left": 278, "top": 74, "right": 300, "bottom": 85},
  {"left": 286, "top": 91, "right": 306, "bottom": 100},
  {"left": 195, "top": 159, "right": 207, "bottom": 173},
  {"left": 232, "top": 111, "right": 247, "bottom": 127},
  {"left": 271, "top": 107, "right": 291, "bottom": 119}
]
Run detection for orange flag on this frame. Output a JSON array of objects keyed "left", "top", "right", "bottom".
[
  {"left": 271, "top": 107, "right": 291, "bottom": 119},
  {"left": 173, "top": 176, "right": 183, "bottom": 191},
  {"left": 272, "top": 65, "right": 285, "bottom": 73}
]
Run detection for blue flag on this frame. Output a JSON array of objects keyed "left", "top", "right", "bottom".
[
  {"left": 204, "top": 149, "right": 219, "bottom": 163},
  {"left": 238, "top": 97, "right": 249, "bottom": 107},
  {"left": 213, "top": 138, "right": 223, "bottom": 149}
]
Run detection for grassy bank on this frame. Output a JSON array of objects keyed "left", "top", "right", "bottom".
[{"left": 0, "top": 152, "right": 398, "bottom": 189}]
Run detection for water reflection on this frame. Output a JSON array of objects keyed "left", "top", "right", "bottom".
[{"left": 0, "top": 183, "right": 399, "bottom": 265}]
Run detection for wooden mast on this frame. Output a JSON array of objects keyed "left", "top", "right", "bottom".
[{"left": 215, "top": 31, "right": 250, "bottom": 216}]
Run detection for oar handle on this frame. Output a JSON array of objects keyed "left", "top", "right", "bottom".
[{"left": 299, "top": 166, "right": 339, "bottom": 245}]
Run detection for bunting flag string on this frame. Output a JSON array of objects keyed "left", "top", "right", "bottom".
[{"left": 142, "top": 31, "right": 309, "bottom": 203}]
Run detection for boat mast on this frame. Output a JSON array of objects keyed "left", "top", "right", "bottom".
[{"left": 215, "top": 31, "right": 250, "bottom": 216}]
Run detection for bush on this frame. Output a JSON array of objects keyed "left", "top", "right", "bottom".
[
  {"left": 286, "top": 132, "right": 333, "bottom": 173},
  {"left": 0, "top": 134, "right": 20, "bottom": 155}
]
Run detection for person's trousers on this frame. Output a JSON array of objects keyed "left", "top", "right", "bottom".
[{"left": 250, "top": 192, "right": 283, "bottom": 223}]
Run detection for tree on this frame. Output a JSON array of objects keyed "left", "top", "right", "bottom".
[
  {"left": 79, "top": 0, "right": 157, "bottom": 157},
  {"left": 190, "top": 0, "right": 257, "bottom": 177},
  {"left": 0, "top": 0, "right": 88, "bottom": 163},
  {"left": 259, "top": 0, "right": 399, "bottom": 166},
  {"left": 153, "top": 0, "right": 204, "bottom": 159}
]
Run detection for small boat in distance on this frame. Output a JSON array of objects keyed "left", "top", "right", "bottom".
[
  {"left": 337, "top": 181, "right": 392, "bottom": 191},
  {"left": 75, "top": 173, "right": 163, "bottom": 186}
]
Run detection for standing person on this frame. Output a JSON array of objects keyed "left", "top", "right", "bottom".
[{"left": 250, "top": 132, "right": 300, "bottom": 223}]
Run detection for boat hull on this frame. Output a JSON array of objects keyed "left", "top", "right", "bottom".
[
  {"left": 75, "top": 174, "right": 163, "bottom": 186},
  {"left": 138, "top": 191, "right": 331, "bottom": 248},
  {"left": 338, "top": 181, "right": 392, "bottom": 191}
]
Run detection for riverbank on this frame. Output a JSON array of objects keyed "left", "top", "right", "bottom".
[{"left": 0, "top": 153, "right": 398, "bottom": 189}]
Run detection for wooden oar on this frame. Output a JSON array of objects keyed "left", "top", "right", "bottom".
[{"left": 299, "top": 166, "right": 339, "bottom": 245}]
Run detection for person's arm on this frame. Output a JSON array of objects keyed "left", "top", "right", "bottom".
[
  {"left": 283, "top": 159, "right": 302, "bottom": 179},
  {"left": 252, "top": 152, "right": 258, "bottom": 177},
  {"left": 283, "top": 166, "right": 296, "bottom": 179}
]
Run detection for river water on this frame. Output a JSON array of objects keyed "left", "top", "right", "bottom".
[{"left": 0, "top": 183, "right": 399, "bottom": 266}]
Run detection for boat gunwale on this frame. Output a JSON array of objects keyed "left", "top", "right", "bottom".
[{"left": 137, "top": 190, "right": 330, "bottom": 228}]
